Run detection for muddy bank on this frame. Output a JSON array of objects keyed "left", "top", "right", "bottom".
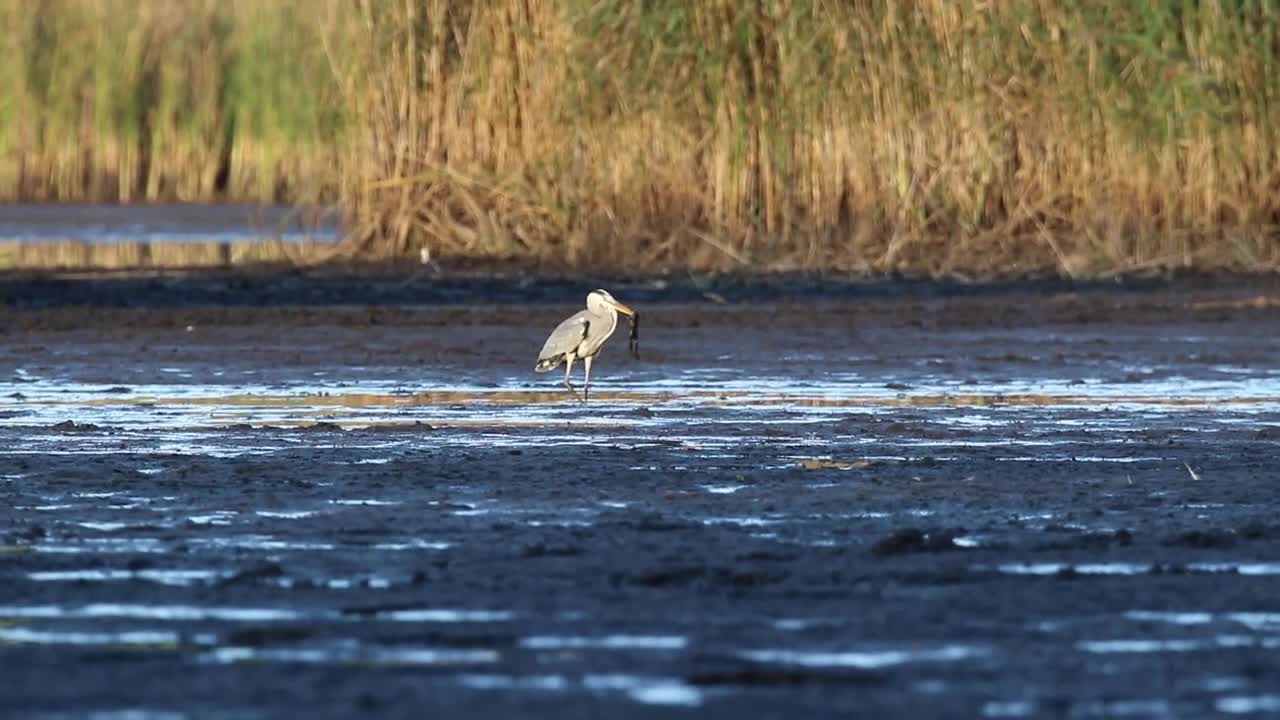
[
  {"left": 4, "top": 265, "right": 1280, "bottom": 311},
  {"left": 2, "top": 274, "right": 1280, "bottom": 718},
  {"left": 5, "top": 419, "right": 1280, "bottom": 719}
]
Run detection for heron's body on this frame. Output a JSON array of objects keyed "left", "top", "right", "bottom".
[{"left": 535, "top": 289, "right": 635, "bottom": 401}]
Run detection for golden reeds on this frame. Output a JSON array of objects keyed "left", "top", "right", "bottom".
[
  {"left": 335, "top": 0, "right": 1280, "bottom": 275},
  {"left": 4, "top": 0, "right": 1280, "bottom": 276}
]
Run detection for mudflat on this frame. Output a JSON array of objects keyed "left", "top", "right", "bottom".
[{"left": 3, "top": 271, "right": 1280, "bottom": 718}]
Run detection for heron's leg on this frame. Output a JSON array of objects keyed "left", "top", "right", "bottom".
[
  {"left": 562, "top": 357, "right": 581, "bottom": 401},
  {"left": 583, "top": 355, "right": 593, "bottom": 403}
]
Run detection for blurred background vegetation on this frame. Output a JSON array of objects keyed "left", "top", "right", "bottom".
[{"left": 2, "top": 0, "right": 1279, "bottom": 276}]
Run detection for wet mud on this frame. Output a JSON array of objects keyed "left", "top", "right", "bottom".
[{"left": 2, "top": 273, "right": 1280, "bottom": 718}]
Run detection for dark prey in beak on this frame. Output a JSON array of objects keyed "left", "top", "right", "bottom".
[{"left": 628, "top": 312, "right": 640, "bottom": 360}]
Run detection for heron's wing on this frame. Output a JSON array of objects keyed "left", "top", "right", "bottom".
[{"left": 535, "top": 310, "right": 590, "bottom": 369}]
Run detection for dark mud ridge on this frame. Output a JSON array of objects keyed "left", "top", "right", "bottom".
[{"left": 4, "top": 264, "right": 1280, "bottom": 310}]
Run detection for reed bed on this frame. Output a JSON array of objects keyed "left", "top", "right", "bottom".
[
  {"left": 0, "top": 0, "right": 346, "bottom": 204},
  {"left": 4, "top": 1, "right": 1280, "bottom": 276},
  {"left": 0, "top": 239, "right": 318, "bottom": 271}
]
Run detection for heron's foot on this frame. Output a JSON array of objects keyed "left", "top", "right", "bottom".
[
  {"left": 562, "top": 379, "right": 582, "bottom": 402},
  {"left": 583, "top": 385, "right": 590, "bottom": 403}
]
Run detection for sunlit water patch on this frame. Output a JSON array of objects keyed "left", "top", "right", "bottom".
[
  {"left": 200, "top": 644, "right": 499, "bottom": 667},
  {"left": 27, "top": 569, "right": 228, "bottom": 586},
  {"left": 700, "top": 484, "right": 747, "bottom": 494},
  {"left": 0, "top": 604, "right": 308, "bottom": 622},
  {"left": 1126, "top": 611, "right": 1280, "bottom": 632},
  {"left": 0, "top": 627, "right": 179, "bottom": 647},
  {"left": 739, "top": 644, "right": 991, "bottom": 669},
  {"left": 457, "top": 674, "right": 568, "bottom": 692},
  {"left": 1077, "top": 636, "right": 1280, "bottom": 654},
  {"left": 375, "top": 609, "right": 514, "bottom": 623},
  {"left": 981, "top": 563, "right": 1156, "bottom": 576},
  {"left": 255, "top": 510, "right": 318, "bottom": 519},
  {"left": 451, "top": 672, "right": 705, "bottom": 707},
  {"left": 0, "top": 203, "right": 340, "bottom": 245},
  {"left": 1187, "top": 562, "right": 1280, "bottom": 576},
  {"left": 4, "top": 370, "right": 1280, "bottom": 453},
  {"left": 1217, "top": 696, "right": 1280, "bottom": 714},
  {"left": 19, "top": 530, "right": 448, "bottom": 558},
  {"left": 78, "top": 521, "right": 129, "bottom": 531},
  {"left": 518, "top": 635, "right": 687, "bottom": 650},
  {"left": 982, "top": 700, "right": 1036, "bottom": 718},
  {"left": 0, "top": 603, "right": 512, "bottom": 624},
  {"left": 1071, "top": 699, "right": 1175, "bottom": 717},
  {"left": 33, "top": 538, "right": 169, "bottom": 554},
  {"left": 371, "top": 539, "right": 452, "bottom": 551}
]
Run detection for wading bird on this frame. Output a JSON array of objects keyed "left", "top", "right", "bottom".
[{"left": 535, "top": 289, "right": 638, "bottom": 402}]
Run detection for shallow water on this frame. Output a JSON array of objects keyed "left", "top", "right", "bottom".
[
  {"left": 6, "top": 367, "right": 1278, "bottom": 451},
  {"left": 0, "top": 203, "right": 339, "bottom": 244}
]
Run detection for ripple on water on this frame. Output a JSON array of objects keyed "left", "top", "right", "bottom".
[
  {"left": 773, "top": 618, "right": 841, "bottom": 631},
  {"left": 200, "top": 645, "right": 499, "bottom": 667},
  {"left": 988, "top": 562, "right": 1153, "bottom": 576},
  {"left": 0, "top": 603, "right": 307, "bottom": 622},
  {"left": 458, "top": 674, "right": 569, "bottom": 691},
  {"left": 80, "top": 710, "right": 187, "bottom": 720},
  {"left": 1074, "top": 699, "right": 1173, "bottom": 717},
  {"left": 700, "top": 484, "right": 747, "bottom": 494},
  {"left": 255, "top": 510, "right": 318, "bottom": 519},
  {"left": 371, "top": 539, "right": 452, "bottom": 551},
  {"left": 34, "top": 538, "right": 168, "bottom": 554},
  {"left": 1077, "top": 636, "right": 1280, "bottom": 654},
  {"left": 78, "top": 522, "right": 129, "bottom": 531},
  {"left": 525, "top": 519, "right": 594, "bottom": 528},
  {"left": 519, "top": 635, "right": 687, "bottom": 650},
  {"left": 27, "top": 569, "right": 226, "bottom": 586},
  {"left": 456, "top": 673, "right": 702, "bottom": 706},
  {"left": 700, "top": 516, "right": 785, "bottom": 527},
  {"left": 1217, "top": 696, "right": 1280, "bottom": 714},
  {"left": 982, "top": 700, "right": 1035, "bottom": 718},
  {"left": 188, "top": 536, "right": 336, "bottom": 552},
  {"left": 0, "top": 627, "right": 179, "bottom": 647},
  {"left": 187, "top": 511, "right": 238, "bottom": 525},
  {"left": 1189, "top": 562, "right": 1280, "bottom": 576},
  {"left": 1127, "top": 610, "right": 1280, "bottom": 632},
  {"left": 739, "top": 645, "right": 990, "bottom": 669},
  {"left": 376, "top": 609, "right": 514, "bottom": 623},
  {"left": 581, "top": 675, "right": 703, "bottom": 707}
]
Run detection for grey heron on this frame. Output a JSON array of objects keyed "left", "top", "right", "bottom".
[{"left": 534, "top": 289, "right": 637, "bottom": 401}]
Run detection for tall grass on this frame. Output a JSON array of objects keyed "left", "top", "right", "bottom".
[
  {"left": 4, "top": 0, "right": 1280, "bottom": 276},
  {"left": 0, "top": 0, "right": 346, "bottom": 203}
]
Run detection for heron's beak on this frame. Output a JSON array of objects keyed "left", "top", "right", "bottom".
[{"left": 610, "top": 300, "right": 635, "bottom": 317}]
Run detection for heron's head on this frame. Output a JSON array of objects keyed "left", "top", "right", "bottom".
[{"left": 588, "top": 289, "right": 635, "bottom": 317}]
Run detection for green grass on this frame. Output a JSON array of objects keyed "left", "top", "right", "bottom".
[{"left": 0, "top": 0, "right": 346, "bottom": 203}]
